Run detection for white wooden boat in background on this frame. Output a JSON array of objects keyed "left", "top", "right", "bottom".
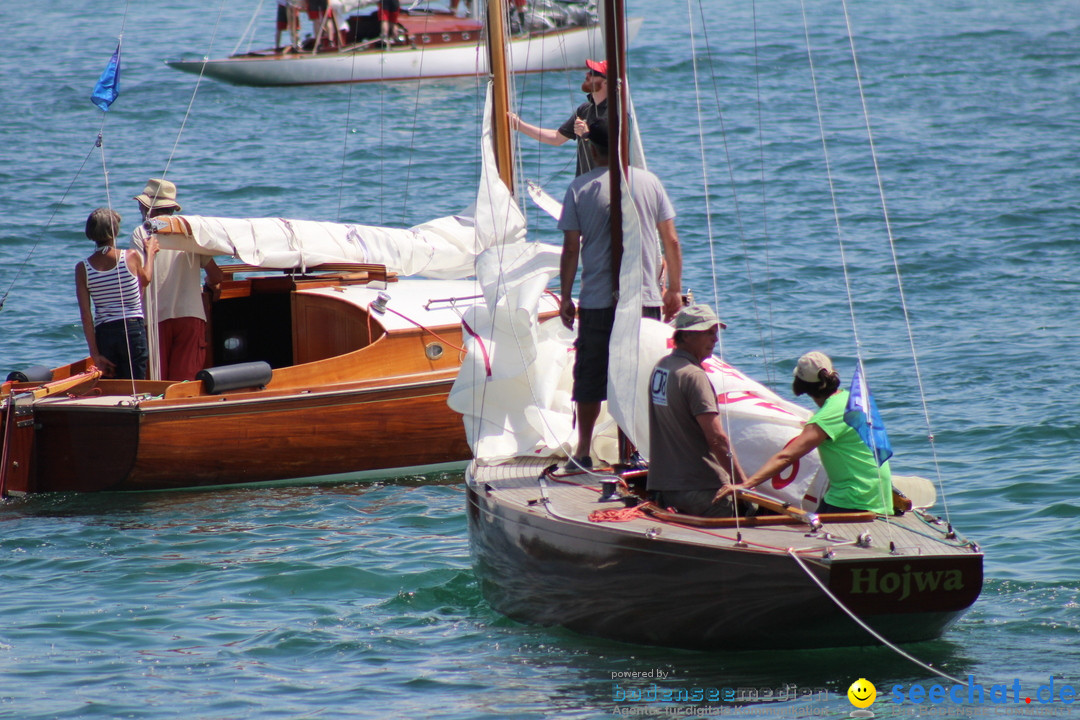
[{"left": 168, "top": 9, "right": 642, "bottom": 87}]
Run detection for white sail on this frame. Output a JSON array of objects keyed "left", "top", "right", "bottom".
[
  {"left": 447, "top": 81, "right": 565, "bottom": 458},
  {"left": 153, "top": 213, "right": 481, "bottom": 279}
]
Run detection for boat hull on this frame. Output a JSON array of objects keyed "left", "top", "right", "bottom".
[
  {"left": 465, "top": 465, "right": 982, "bottom": 650},
  {"left": 21, "top": 377, "right": 468, "bottom": 494},
  {"left": 167, "top": 20, "right": 643, "bottom": 87}
]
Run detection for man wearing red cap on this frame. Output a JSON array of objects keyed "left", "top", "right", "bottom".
[{"left": 508, "top": 59, "right": 608, "bottom": 176}]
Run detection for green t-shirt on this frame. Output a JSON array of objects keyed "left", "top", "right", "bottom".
[{"left": 810, "top": 390, "right": 892, "bottom": 514}]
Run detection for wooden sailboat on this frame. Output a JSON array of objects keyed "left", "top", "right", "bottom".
[
  {"left": 167, "top": 5, "right": 643, "bottom": 87},
  {"left": 0, "top": 49, "right": 558, "bottom": 496},
  {"left": 458, "top": 0, "right": 983, "bottom": 649}
]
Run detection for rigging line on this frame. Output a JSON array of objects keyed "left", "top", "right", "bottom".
[
  {"left": 1, "top": 2, "right": 133, "bottom": 314},
  {"left": 692, "top": 0, "right": 772, "bottom": 385},
  {"left": 233, "top": 0, "right": 266, "bottom": 56},
  {"left": 683, "top": 0, "right": 719, "bottom": 312},
  {"left": 163, "top": 0, "right": 231, "bottom": 181},
  {"left": 798, "top": 0, "right": 898, "bottom": 540},
  {"left": 336, "top": 39, "right": 364, "bottom": 222},
  {"left": 686, "top": 0, "right": 753, "bottom": 531},
  {"left": 788, "top": 550, "right": 964, "bottom": 684},
  {"left": 749, "top": 0, "right": 777, "bottom": 385},
  {"left": 400, "top": 38, "right": 432, "bottom": 227},
  {"left": 0, "top": 140, "right": 101, "bottom": 314},
  {"left": 838, "top": 0, "right": 951, "bottom": 526},
  {"left": 97, "top": 130, "right": 140, "bottom": 398}
]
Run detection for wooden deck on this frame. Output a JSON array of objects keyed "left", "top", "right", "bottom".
[{"left": 469, "top": 457, "right": 975, "bottom": 563}]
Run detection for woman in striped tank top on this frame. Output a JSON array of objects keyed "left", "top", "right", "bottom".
[{"left": 75, "top": 208, "right": 159, "bottom": 379}]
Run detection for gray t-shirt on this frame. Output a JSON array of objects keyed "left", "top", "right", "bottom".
[
  {"left": 647, "top": 349, "right": 730, "bottom": 491},
  {"left": 557, "top": 166, "right": 675, "bottom": 309}
]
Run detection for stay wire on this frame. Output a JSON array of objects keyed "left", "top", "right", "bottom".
[
  {"left": 336, "top": 32, "right": 364, "bottom": 222},
  {"left": 789, "top": 550, "right": 964, "bottom": 684},
  {"left": 0, "top": 139, "right": 101, "bottom": 315},
  {"left": 690, "top": 0, "right": 773, "bottom": 387},
  {"left": 163, "top": 0, "right": 230, "bottom": 182},
  {"left": 1, "top": 0, "right": 132, "bottom": 315},
  {"left": 748, "top": 0, "right": 777, "bottom": 383},
  {"left": 838, "top": 0, "right": 950, "bottom": 526},
  {"left": 798, "top": 0, "right": 897, "bottom": 538}
]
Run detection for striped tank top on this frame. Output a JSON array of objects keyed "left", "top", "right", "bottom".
[{"left": 84, "top": 252, "right": 143, "bottom": 326}]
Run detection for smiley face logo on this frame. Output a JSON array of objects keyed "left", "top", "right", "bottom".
[{"left": 847, "top": 678, "right": 876, "bottom": 709}]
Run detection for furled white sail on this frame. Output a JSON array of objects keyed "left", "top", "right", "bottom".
[{"left": 152, "top": 213, "right": 483, "bottom": 280}]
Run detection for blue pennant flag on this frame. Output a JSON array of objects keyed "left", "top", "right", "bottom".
[
  {"left": 91, "top": 44, "right": 121, "bottom": 111},
  {"left": 844, "top": 362, "right": 893, "bottom": 466}
]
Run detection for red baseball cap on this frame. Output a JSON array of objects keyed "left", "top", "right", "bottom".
[{"left": 585, "top": 59, "right": 608, "bottom": 77}]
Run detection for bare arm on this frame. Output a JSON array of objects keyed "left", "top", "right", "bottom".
[
  {"left": 204, "top": 258, "right": 224, "bottom": 289},
  {"left": 75, "top": 262, "right": 115, "bottom": 375},
  {"left": 695, "top": 412, "right": 748, "bottom": 488},
  {"left": 715, "top": 422, "right": 827, "bottom": 501},
  {"left": 130, "top": 240, "right": 157, "bottom": 288},
  {"left": 508, "top": 112, "right": 572, "bottom": 146},
  {"left": 657, "top": 218, "right": 682, "bottom": 321},
  {"left": 559, "top": 230, "right": 581, "bottom": 329}
]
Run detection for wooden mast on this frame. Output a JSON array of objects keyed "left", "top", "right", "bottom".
[
  {"left": 605, "top": 0, "right": 628, "bottom": 301},
  {"left": 486, "top": 0, "right": 516, "bottom": 193}
]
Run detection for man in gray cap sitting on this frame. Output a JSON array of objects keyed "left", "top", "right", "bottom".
[{"left": 647, "top": 304, "right": 748, "bottom": 517}]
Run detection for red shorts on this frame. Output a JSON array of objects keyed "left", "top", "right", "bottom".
[
  {"left": 377, "top": 9, "right": 400, "bottom": 24},
  {"left": 307, "top": 0, "right": 328, "bottom": 20},
  {"left": 158, "top": 316, "right": 208, "bottom": 382}
]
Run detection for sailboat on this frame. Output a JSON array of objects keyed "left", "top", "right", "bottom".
[
  {"left": 454, "top": 0, "right": 983, "bottom": 649},
  {"left": 167, "top": 2, "right": 643, "bottom": 87},
  {"left": 0, "top": 8, "right": 559, "bottom": 496}
]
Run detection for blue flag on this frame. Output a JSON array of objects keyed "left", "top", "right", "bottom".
[
  {"left": 91, "top": 44, "right": 121, "bottom": 111},
  {"left": 844, "top": 362, "right": 893, "bottom": 466}
]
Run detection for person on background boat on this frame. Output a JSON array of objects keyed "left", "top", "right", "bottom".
[
  {"left": 557, "top": 120, "right": 683, "bottom": 470},
  {"left": 275, "top": 0, "right": 302, "bottom": 51},
  {"left": 716, "top": 351, "right": 894, "bottom": 515},
  {"left": 508, "top": 59, "right": 608, "bottom": 176},
  {"left": 76, "top": 208, "right": 157, "bottom": 380},
  {"left": 448, "top": 0, "right": 473, "bottom": 17},
  {"left": 647, "top": 304, "right": 749, "bottom": 516},
  {"left": 131, "top": 178, "right": 224, "bottom": 382},
  {"left": 307, "top": 0, "right": 340, "bottom": 49},
  {"left": 377, "top": 0, "right": 407, "bottom": 47}
]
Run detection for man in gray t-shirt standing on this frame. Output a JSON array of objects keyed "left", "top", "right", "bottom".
[
  {"left": 556, "top": 121, "right": 683, "bottom": 469},
  {"left": 647, "top": 305, "right": 748, "bottom": 517}
]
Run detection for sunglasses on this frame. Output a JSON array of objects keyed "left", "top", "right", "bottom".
[{"left": 587, "top": 70, "right": 606, "bottom": 78}]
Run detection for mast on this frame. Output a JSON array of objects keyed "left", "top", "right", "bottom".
[
  {"left": 486, "top": 0, "right": 516, "bottom": 193},
  {"left": 604, "top": 0, "right": 628, "bottom": 299},
  {"left": 604, "top": 0, "right": 632, "bottom": 462}
]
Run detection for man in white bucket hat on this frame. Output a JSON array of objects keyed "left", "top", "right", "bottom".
[{"left": 131, "top": 178, "right": 223, "bottom": 381}]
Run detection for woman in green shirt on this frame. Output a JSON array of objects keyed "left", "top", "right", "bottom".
[{"left": 717, "top": 351, "right": 893, "bottom": 515}]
